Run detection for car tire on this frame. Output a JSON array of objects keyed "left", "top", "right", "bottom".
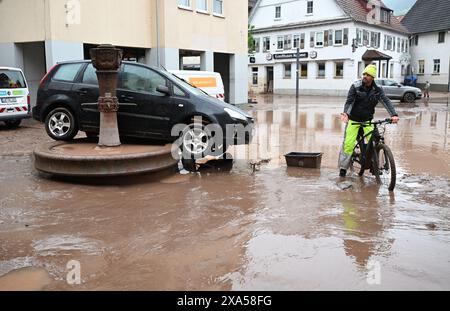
[
  {"left": 4, "top": 119, "right": 21, "bottom": 129},
  {"left": 45, "top": 107, "right": 78, "bottom": 141},
  {"left": 403, "top": 92, "right": 416, "bottom": 103},
  {"left": 180, "top": 122, "right": 214, "bottom": 160}
]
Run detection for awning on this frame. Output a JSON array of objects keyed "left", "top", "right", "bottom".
[{"left": 362, "top": 49, "right": 392, "bottom": 61}]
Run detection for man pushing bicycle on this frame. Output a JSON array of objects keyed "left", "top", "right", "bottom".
[{"left": 339, "top": 64, "right": 399, "bottom": 177}]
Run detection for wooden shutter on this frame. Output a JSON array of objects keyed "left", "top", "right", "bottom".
[
  {"left": 343, "top": 28, "right": 349, "bottom": 45},
  {"left": 310, "top": 32, "right": 315, "bottom": 47}
]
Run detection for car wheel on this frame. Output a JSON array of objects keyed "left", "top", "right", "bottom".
[
  {"left": 4, "top": 119, "right": 21, "bottom": 129},
  {"left": 403, "top": 92, "right": 416, "bottom": 103},
  {"left": 180, "top": 123, "right": 214, "bottom": 159},
  {"left": 45, "top": 107, "right": 78, "bottom": 141}
]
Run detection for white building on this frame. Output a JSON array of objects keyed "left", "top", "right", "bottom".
[
  {"left": 248, "top": 0, "right": 410, "bottom": 96},
  {"left": 403, "top": 0, "right": 450, "bottom": 92}
]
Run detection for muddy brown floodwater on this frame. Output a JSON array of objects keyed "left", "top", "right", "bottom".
[{"left": 1, "top": 95, "right": 449, "bottom": 290}]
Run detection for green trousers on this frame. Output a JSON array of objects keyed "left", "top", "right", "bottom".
[{"left": 338, "top": 120, "right": 374, "bottom": 170}]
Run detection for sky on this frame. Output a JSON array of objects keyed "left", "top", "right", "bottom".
[{"left": 382, "top": 0, "right": 417, "bottom": 15}]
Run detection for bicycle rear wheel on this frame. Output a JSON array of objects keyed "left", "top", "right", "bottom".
[{"left": 373, "top": 144, "right": 396, "bottom": 191}]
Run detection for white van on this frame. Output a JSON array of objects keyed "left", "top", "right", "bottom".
[
  {"left": 0, "top": 67, "right": 30, "bottom": 128},
  {"left": 169, "top": 70, "right": 226, "bottom": 102}
]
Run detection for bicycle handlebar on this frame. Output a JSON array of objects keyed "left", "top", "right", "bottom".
[{"left": 351, "top": 118, "right": 393, "bottom": 126}]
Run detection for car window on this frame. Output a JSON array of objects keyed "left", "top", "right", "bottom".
[
  {"left": 375, "top": 79, "right": 384, "bottom": 86},
  {"left": 81, "top": 64, "right": 98, "bottom": 85},
  {"left": 173, "top": 84, "right": 187, "bottom": 97},
  {"left": 385, "top": 80, "right": 398, "bottom": 87},
  {"left": 122, "top": 65, "right": 168, "bottom": 95},
  {"left": 0, "top": 69, "right": 26, "bottom": 89},
  {"left": 53, "top": 63, "right": 83, "bottom": 82},
  {"left": 169, "top": 73, "right": 209, "bottom": 97}
]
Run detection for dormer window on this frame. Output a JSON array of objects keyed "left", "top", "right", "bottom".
[{"left": 381, "top": 9, "right": 391, "bottom": 24}]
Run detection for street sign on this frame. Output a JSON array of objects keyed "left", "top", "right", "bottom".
[{"left": 274, "top": 52, "right": 308, "bottom": 60}]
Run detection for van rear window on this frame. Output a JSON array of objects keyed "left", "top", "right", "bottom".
[{"left": 0, "top": 70, "right": 26, "bottom": 89}]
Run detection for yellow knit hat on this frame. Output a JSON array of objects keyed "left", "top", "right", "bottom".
[{"left": 363, "top": 64, "right": 377, "bottom": 78}]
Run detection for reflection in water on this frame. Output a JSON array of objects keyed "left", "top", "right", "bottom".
[
  {"left": 430, "top": 112, "right": 437, "bottom": 128},
  {"left": 339, "top": 186, "right": 394, "bottom": 269},
  {"left": 232, "top": 98, "right": 450, "bottom": 175},
  {"left": 315, "top": 113, "right": 325, "bottom": 130}
]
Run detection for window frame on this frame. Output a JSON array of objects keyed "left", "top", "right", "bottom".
[
  {"left": 263, "top": 37, "right": 271, "bottom": 53},
  {"left": 315, "top": 31, "right": 324, "bottom": 48},
  {"left": 433, "top": 59, "right": 441, "bottom": 74},
  {"left": 252, "top": 67, "right": 259, "bottom": 85},
  {"left": 277, "top": 36, "right": 284, "bottom": 50},
  {"left": 334, "top": 29, "right": 343, "bottom": 45},
  {"left": 283, "top": 63, "right": 292, "bottom": 79},
  {"left": 306, "top": 1, "right": 314, "bottom": 14},
  {"left": 293, "top": 35, "right": 300, "bottom": 49},
  {"left": 177, "top": 0, "right": 192, "bottom": 10},
  {"left": 334, "top": 62, "right": 344, "bottom": 78},
  {"left": 213, "top": 0, "right": 224, "bottom": 16},
  {"left": 418, "top": 60, "right": 425, "bottom": 74},
  {"left": 300, "top": 62, "right": 308, "bottom": 78},
  {"left": 284, "top": 35, "right": 292, "bottom": 50},
  {"left": 356, "top": 28, "right": 362, "bottom": 46},
  {"left": 196, "top": 0, "right": 208, "bottom": 13},
  {"left": 438, "top": 32, "right": 445, "bottom": 44},
  {"left": 275, "top": 6, "right": 281, "bottom": 19},
  {"left": 317, "top": 62, "right": 326, "bottom": 78},
  {"left": 253, "top": 37, "right": 260, "bottom": 53}
]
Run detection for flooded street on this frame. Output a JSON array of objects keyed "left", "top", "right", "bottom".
[{"left": 1, "top": 95, "right": 450, "bottom": 290}]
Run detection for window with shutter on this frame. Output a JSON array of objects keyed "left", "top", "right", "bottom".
[{"left": 343, "top": 28, "right": 348, "bottom": 45}]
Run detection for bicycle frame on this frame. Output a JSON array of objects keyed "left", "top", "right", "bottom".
[{"left": 352, "top": 122, "right": 384, "bottom": 170}]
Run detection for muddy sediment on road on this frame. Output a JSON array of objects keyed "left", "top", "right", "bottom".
[{"left": 1, "top": 96, "right": 449, "bottom": 290}]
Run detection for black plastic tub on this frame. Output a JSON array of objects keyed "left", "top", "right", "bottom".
[{"left": 284, "top": 152, "right": 323, "bottom": 168}]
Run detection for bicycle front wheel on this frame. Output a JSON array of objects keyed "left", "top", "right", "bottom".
[{"left": 373, "top": 144, "right": 396, "bottom": 191}]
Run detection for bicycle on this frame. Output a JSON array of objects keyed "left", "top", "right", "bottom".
[{"left": 350, "top": 118, "right": 397, "bottom": 191}]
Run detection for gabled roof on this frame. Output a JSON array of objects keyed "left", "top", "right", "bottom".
[
  {"left": 249, "top": 0, "right": 408, "bottom": 34},
  {"left": 402, "top": 0, "right": 450, "bottom": 34},
  {"left": 335, "top": 0, "right": 408, "bottom": 34},
  {"left": 362, "top": 49, "right": 392, "bottom": 61}
]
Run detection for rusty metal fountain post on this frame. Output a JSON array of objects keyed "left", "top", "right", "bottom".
[{"left": 90, "top": 45, "right": 123, "bottom": 147}]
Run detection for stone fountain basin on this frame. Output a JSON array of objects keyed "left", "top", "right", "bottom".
[{"left": 34, "top": 140, "right": 178, "bottom": 177}]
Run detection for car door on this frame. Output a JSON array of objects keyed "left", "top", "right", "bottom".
[
  {"left": 72, "top": 63, "right": 101, "bottom": 131},
  {"left": 118, "top": 64, "right": 178, "bottom": 139},
  {"left": 384, "top": 80, "right": 400, "bottom": 99}
]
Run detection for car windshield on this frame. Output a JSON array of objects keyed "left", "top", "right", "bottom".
[
  {"left": 167, "top": 72, "right": 209, "bottom": 97},
  {"left": 0, "top": 70, "right": 26, "bottom": 89}
]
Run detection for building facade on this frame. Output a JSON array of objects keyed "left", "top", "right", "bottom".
[
  {"left": 0, "top": 0, "right": 248, "bottom": 105},
  {"left": 403, "top": 0, "right": 450, "bottom": 92},
  {"left": 248, "top": 0, "right": 410, "bottom": 96}
]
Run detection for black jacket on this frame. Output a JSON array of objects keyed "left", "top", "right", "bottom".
[{"left": 344, "top": 80, "right": 398, "bottom": 122}]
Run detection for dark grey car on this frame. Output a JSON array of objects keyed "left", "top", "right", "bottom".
[{"left": 33, "top": 61, "right": 254, "bottom": 158}]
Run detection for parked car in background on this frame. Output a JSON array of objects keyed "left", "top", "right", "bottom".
[
  {"left": 375, "top": 78, "right": 422, "bottom": 103},
  {"left": 32, "top": 61, "right": 253, "bottom": 158},
  {"left": 169, "top": 70, "right": 226, "bottom": 102},
  {"left": 0, "top": 67, "right": 30, "bottom": 128}
]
